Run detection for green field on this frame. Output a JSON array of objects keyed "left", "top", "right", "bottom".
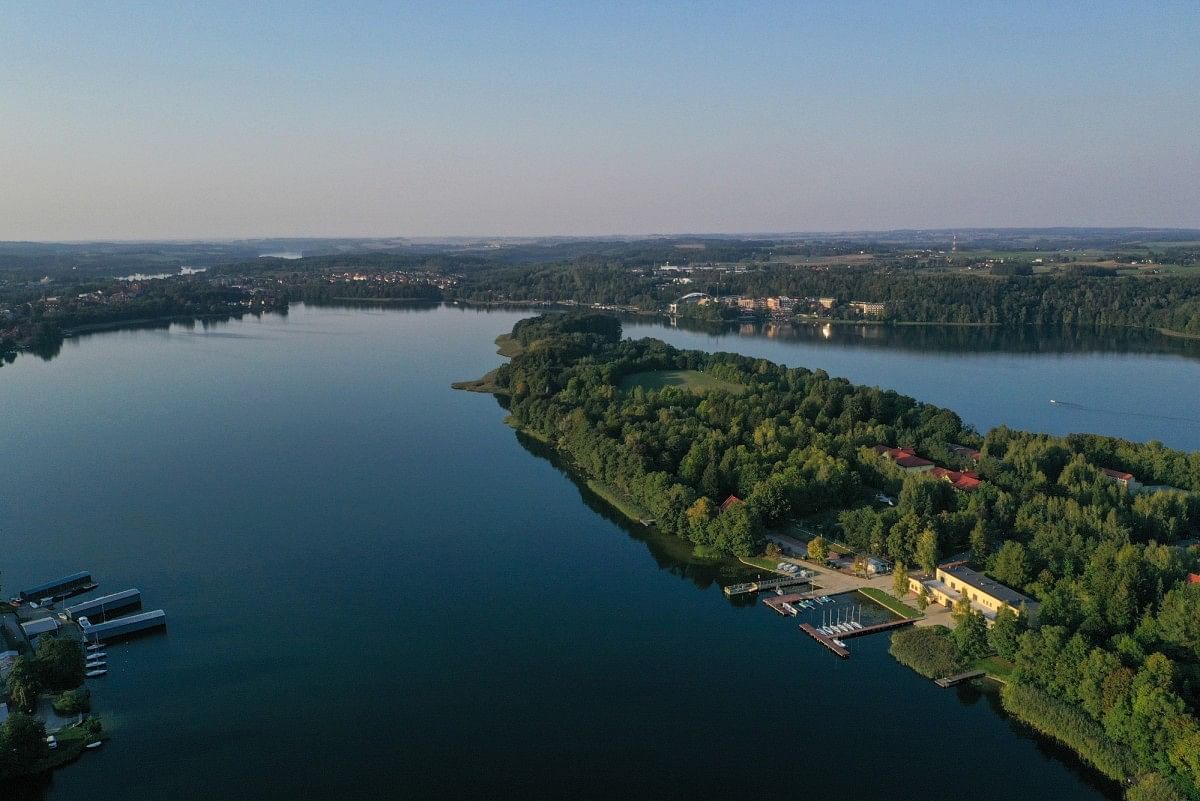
[
  {"left": 618, "top": 369, "right": 745, "bottom": 395},
  {"left": 858, "top": 587, "right": 924, "bottom": 619}
]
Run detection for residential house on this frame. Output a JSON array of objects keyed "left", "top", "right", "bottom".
[
  {"left": 872, "top": 445, "right": 935, "bottom": 473},
  {"left": 1101, "top": 468, "right": 1141, "bottom": 491}
]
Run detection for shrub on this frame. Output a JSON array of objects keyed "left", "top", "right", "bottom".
[
  {"left": 52, "top": 688, "right": 91, "bottom": 715},
  {"left": 889, "top": 625, "right": 965, "bottom": 679}
]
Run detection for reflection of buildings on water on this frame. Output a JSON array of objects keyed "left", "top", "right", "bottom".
[
  {"left": 856, "top": 324, "right": 884, "bottom": 340},
  {"left": 739, "top": 323, "right": 757, "bottom": 336}
]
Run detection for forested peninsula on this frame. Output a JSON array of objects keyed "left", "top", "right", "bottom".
[{"left": 464, "top": 312, "right": 1200, "bottom": 801}]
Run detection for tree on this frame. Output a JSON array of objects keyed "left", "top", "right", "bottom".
[
  {"left": 990, "top": 540, "right": 1031, "bottom": 589},
  {"left": 915, "top": 527, "right": 939, "bottom": 574},
  {"left": 0, "top": 712, "right": 49, "bottom": 776},
  {"left": 969, "top": 518, "right": 990, "bottom": 564},
  {"left": 807, "top": 535, "right": 828, "bottom": 562},
  {"left": 954, "top": 609, "right": 991, "bottom": 662},
  {"left": 915, "top": 584, "right": 930, "bottom": 611},
  {"left": 989, "top": 606, "right": 1022, "bottom": 661},
  {"left": 893, "top": 562, "right": 909, "bottom": 599},
  {"left": 5, "top": 656, "right": 40, "bottom": 713},
  {"left": 35, "top": 636, "right": 84, "bottom": 691}
]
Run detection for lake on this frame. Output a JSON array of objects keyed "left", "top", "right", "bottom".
[{"left": 3, "top": 303, "right": 1198, "bottom": 800}]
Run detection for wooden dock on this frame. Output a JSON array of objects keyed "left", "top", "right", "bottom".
[
  {"left": 935, "top": 669, "right": 986, "bottom": 688},
  {"left": 763, "top": 593, "right": 811, "bottom": 615},
  {"left": 798, "top": 617, "right": 916, "bottom": 659},
  {"left": 833, "top": 617, "right": 916, "bottom": 640},
  {"left": 723, "top": 576, "right": 810, "bottom": 596},
  {"left": 799, "top": 623, "right": 849, "bottom": 658}
]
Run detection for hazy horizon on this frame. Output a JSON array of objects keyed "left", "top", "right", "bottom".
[{"left": 3, "top": 2, "right": 1198, "bottom": 240}]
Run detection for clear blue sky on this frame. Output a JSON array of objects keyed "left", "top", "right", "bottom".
[{"left": 2, "top": 1, "right": 1197, "bottom": 239}]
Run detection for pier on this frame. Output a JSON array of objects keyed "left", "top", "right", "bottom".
[
  {"left": 723, "top": 576, "right": 810, "bottom": 596},
  {"left": 935, "top": 669, "right": 986, "bottom": 688},
  {"left": 834, "top": 617, "right": 915, "bottom": 640},
  {"left": 798, "top": 617, "right": 916, "bottom": 658},
  {"left": 799, "top": 623, "right": 849, "bottom": 658}
]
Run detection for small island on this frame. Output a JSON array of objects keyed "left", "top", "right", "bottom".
[{"left": 458, "top": 312, "right": 1200, "bottom": 801}]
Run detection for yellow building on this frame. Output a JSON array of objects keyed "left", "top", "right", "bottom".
[{"left": 909, "top": 563, "right": 1033, "bottom": 623}]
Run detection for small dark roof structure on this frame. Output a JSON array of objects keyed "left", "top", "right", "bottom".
[
  {"left": 1101, "top": 467, "right": 1136, "bottom": 482},
  {"left": 720, "top": 495, "right": 743, "bottom": 512},
  {"left": 940, "top": 564, "right": 1032, "bottom": 608}
]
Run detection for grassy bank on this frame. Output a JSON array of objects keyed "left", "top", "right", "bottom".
[
  {"left": 450, "top": 334, "right": 523, "bottom": 393},
  {"left": 858, "top": 587, "right": 923, "bottom": 618},
  {"left": 974, "top": 655, "right": 1015, "bottom": 683},
  {"left": 739, "top": 556, "right": 790, "bottom": 573},
  {"left": 585, "top": 479, "right": 652, "bottom": 522}
]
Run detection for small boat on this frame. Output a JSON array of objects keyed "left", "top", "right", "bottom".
[
  {"left": 1050, "top": 399, "right": 1059, "bottom": 404},
  {"left": 833, "top": 639, "right": 846, "bottom": 648},
  {"left": 86, "top": 642, "right": 104, "bottom": 651},
  {"left": 86, "top": 651, "right": 107, "bottom": 659},
  {"left": 86, "top": 668, "right": 107, "bottom": 678},
  {"left": 85, "top": 741, "right": 103, "bottom": 750},
  {"left": 852, "top": 621, "right": 864, "bottom": 630}
]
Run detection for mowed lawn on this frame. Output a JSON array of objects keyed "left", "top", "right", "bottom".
[{"left": 618, "top": 369, "right": 745, "bottom": 394}]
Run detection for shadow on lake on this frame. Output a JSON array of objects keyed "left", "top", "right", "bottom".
[{"left": 510, "top": 427, "right": 759, "bottom": 605}]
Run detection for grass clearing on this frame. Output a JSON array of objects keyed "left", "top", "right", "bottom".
[
  {"left": 739, "top": 556, "right": 790, "bottom": 573},
  {"left": 858, "top": 587, "right": 924, "bottom": 619},
  {"left": 975, "top": 655, "right": 1015, "bottom": 683},
  {"left": 618, "top": 369, "right": 745, "bottom": 395}
]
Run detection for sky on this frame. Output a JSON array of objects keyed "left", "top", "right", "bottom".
[{"left": 2, "top": 1, "right": 1198, "bottom": 240}]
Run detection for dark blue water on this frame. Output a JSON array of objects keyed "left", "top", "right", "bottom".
[{"left": 6, "top": 303, "right": 1193, "bottom": 799}]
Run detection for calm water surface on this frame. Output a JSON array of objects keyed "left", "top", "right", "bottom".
[{"left": 5, "top": 304, "right": 1198, "bottom": 800}]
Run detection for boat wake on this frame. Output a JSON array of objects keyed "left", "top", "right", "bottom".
[{"left": 1050, "top": 399, "right": 1200, "bottom": 425}]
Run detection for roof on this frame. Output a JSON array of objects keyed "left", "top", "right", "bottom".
[
  {"left": 874, "top": 445, "right": 934, "bottom": 469},
  {"left": 939, "top": 565, "right": 1031, "bottom": 608},
  {"left": 20, "top": 617, "right": 60, "bottom": 636},
  {"left": 1101, "top": 467, "right": 1136, "bottom": 481},
  {"left": 1188, "top": 573, "right": 1200, "bottom": 584},
  {"left": 720, "top": 495, "right": 743, "bottom": 512},
  {"left": 930, "top": 466, "right": 983, "bottom": 491},
  {"left": 950, "top": 444, "right": 982, "bottom": 461}
]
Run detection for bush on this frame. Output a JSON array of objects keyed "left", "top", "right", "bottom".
[
  {"left": 889, "top": 625, "right": 965, "bottom": 679},
  {"left": 52, "top": 688, "right": 91, "bottom": 715}
]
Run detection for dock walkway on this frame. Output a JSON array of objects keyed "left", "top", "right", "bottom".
[
  {"left": 723, "top": 576, "right": 810, "bottom": 596},
  {"left": 935, "top": 669, "right": 986, "bottom": 688},
  {"left": 799, "top": 623, "right": 849, "bottom": 658}
]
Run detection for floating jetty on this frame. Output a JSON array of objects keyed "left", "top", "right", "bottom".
[
  {"left": 66, "top": 589, "right": 141, "bottom": 621},
  {"left": 19, "top": 571, "right": 93, "bottom": 602},
  {"left": 799, "top": 623, "right": 849, "bottom": 658},
  {"left": 723, "top": 576, "right": 810, "bottom": 596},
  {"left": 935, "top": 669, "right": 987, "bottom": 688},
  {"left": 79, "top": 609, "right": 166, "bottom": 642},
  {"left": 798, "top": 617, "right": 916, "bottom": 658}
]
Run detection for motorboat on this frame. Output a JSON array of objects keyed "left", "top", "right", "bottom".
[{"left": 85, "top": 668, "right": 107, "bottom": 678}]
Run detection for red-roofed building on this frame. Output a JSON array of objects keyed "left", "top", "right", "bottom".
[
  {"left": 929, "top": 466, "right": 983, "bottom": 492},
  {"left": 873, "top": 445, "right": 935, "bottom": 473},
  {"left": 1187, "top": 573, "right": 1200, "bottom": 585},
  {"left": 1100, "top": 468, "right": 1140, "bottom": 491},
  {"left": 720, "top": 495, "right": 743, "bottom": 513}
]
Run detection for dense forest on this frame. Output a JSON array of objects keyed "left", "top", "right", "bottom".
[{"left": 485, "top": 313, "right": 1200, "bottom": 800}]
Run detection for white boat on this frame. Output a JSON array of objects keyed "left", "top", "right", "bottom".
[
  {"left": 86, "top": 651, "right": 107, "bottom": 659},
  {"left": 781, "top": 603, "right": 798, "bottom": 616},
  {"left": 86, "top": 668, "right": 107, "bottom": 678},
  {"left": 86, "top": 643, "right": 104, "bottom": 651},
  {"left": 85, "top": 741, "right": 103, "bottom": 750},
  {"left": 1050, "top": 399, "right": 1059, "bottom": 404},
  {"left": 833, "top": 639, "right": 846, "bottom": 647},
  {"left": 852, "top": 621, "right": 864, "bottom": 630}
]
